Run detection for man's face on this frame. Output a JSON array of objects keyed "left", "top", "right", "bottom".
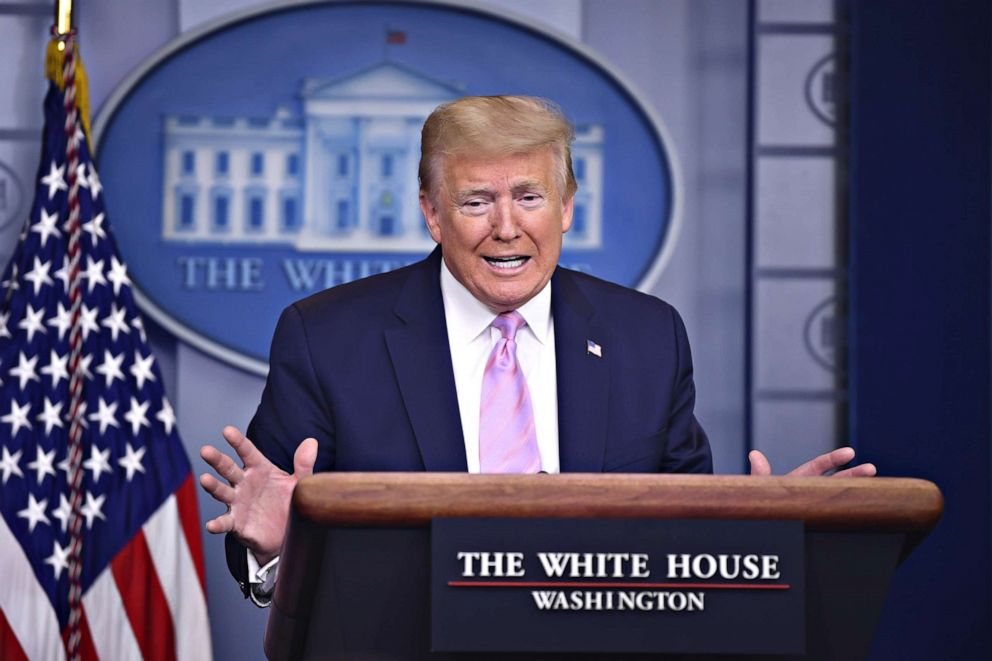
[{"left": 420, "top": 149, "right": 573, "bottom": 312}]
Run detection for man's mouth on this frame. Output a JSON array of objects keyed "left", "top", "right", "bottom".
[{"left": 484, "top": 256, "right": 529, "bottom": 270}]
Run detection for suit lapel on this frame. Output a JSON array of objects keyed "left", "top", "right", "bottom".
[
  {"left": 384, "top": 248, "right": 468, "bottom": 471},
  {"left": 552, "top": 269, "right": 610, "bottom": 472}
]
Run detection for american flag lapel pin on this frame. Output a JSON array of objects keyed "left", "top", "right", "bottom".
[{"left": 586, "top": 339, "right": 603, "bottom": 358}]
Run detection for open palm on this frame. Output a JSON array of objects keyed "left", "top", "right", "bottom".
[{"left": 199, "top": 426, "right": 317, "bottom": 565}]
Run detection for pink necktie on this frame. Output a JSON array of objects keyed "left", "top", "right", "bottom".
[{"left": 479, "top": 311, "right": 541, "bottom": 473}]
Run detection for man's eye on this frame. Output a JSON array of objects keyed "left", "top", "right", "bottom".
[
  {"left": 460, "top": 200, "right": 489, "bottom": 215},
  {"left": 519, "top": 194, "right": 543, "bottom": 205}
]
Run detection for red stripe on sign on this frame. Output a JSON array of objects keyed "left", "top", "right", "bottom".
[
  {"left": 448, "top": 581, "right": 791, "bottom": 590},
  {"left": 112, "top": 531, "right": 177, "bottom": 661},
  {"left": 0, "top": 608, "right": 28, "bottom": 661},
  {"left": 176, "top": 474, "right": 208, "bottom": 594},
  {"left": 61, "top": 605, "right": 99, "bottom": 661}
]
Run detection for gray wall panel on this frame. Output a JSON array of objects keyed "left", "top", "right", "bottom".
[
  {"left": 757, "top": 35, "right": 836, "bottom": 146},
  {"left": 754, "top": 278, "right": 841, "bottom": 391},
  {"left": 757, "top": 0, "right": 833, "bottom": 24},
  {"left": 0, "top": 13, "right": 48, "bottom": 127},
  {"left": 756, "top": 156, "right": 837, "bottom": 268},
  {"left": 77, "top": 0, "right": 178, "bottom": 117}
]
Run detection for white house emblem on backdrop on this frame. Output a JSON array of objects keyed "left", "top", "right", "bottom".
[
  {"left": 94, "top": 2, "right": 678, "bottom": 373},
  {"left": 160, "top": 62, "right": 604, "bottom": 252}
]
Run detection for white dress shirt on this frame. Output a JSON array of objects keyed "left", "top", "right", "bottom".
[{"left": 440, "top": 259, "right": 560, "bottom": 474}]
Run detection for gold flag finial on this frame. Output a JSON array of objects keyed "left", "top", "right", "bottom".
[
  {"left": 56, "top": 0, "right": 73, "bottom": 39},
  {"left": 45, "top": 0, "right": 92, "bottom": 147}
]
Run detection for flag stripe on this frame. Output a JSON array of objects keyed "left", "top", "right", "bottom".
[
  {"left": 0, "top": 606, "right": 29, "bottom": 661},
  {"left": 110, "top": 531, "right": 177, "bottom": 661},
  {"left": 143, "top": 493, "right": 212, "bottom": 661},
  {"left": 83, "top": 567, "right": 143, "bottom": 661},
  {"left": 175, "top": 474, "right": 207, "bottom": 592},
  {"left": 0, "top": 516, "right": 66, "bottom": 661},
  {"left": 60, "top": 604, "right": 99, "bottom": 661}
]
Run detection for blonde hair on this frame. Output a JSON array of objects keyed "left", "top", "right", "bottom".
[{"left": 419, "top": 95, "right": 577, "bottom": 200}]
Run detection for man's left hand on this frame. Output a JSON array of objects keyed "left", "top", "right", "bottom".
[{"left": 748, "top": 447, "right": 877, "bottom": 477}]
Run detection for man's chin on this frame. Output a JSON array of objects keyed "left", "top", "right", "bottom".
[{"left": 476, "top": 283, "right": 543, "bottom": 312}]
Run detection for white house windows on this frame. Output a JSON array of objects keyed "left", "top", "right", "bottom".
[
  {"left": 573, "top": 156, "right": 586, "bottom": 183},
  {"left": 175, "top": 186, "right": 197, "bottom": 232},
  {"left": 160, "top": 65, "right": 603, "bottom": 247},
  {"left": 174, "top": 149, "right": 199, "bottom": 234},
  {"left": 281, "top": 191, "right": 301, "bottom": 232},
  {"left": 249, "top": 196, "right": 265, "bottom": 231},
  {"left": 336, "top": 198, "right": 351, "bottom": 230},
  {"left": 286, "top": 154, "right": 300, "bottom": 177},
  {"left": 245, "top": 188, "right": 266, "bottom": 233},
  {"left": 379, "top": 215, "right": 395, "bottom": 235},
  {"left": 182, "top": 151, "right": 196, "bottom": 175},
  {"left": 215, "top": 196, "right": 229, "bottom": 230},
  {"left": 250, "top": 152, "right": 264, "bottom": 177},
  {"left": 181, "top": 194, "right": 195, "bottom": 229},
  {"left": 376, "top": 189, "right": 397, "bottom": 236},
  {"left": 572, "top": 204, "right": 587, "bottom": 236},
  {"left": 215, "top": 152, "right": 230, "bottom": 177},
  {"left": 565, "top": 131, "right": 604, "bottom": 249},
  {"left": 211, "top": 187, "right": 232, "bottom": 233}
]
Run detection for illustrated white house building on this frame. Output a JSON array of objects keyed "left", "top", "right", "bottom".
[{"left": 161, "top": 62, "right": 603, "bottom": 251}]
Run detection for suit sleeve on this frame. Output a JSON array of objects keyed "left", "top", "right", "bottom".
[
  {"left": 661, "top": 307, "right": 713, "bottom": 474},
  {"left": 225, "top": 303, "right": 338, "bottom": 595},
  {"left": 246, "top": 303, "right": 336, "bottom": 473}
]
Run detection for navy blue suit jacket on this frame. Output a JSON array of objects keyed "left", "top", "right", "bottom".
[{"left": 226, "top": 248, "right": 711, "bottom": 589}]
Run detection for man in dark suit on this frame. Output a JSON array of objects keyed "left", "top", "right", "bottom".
[{"left": 199, "top": 96, "right": 873, "bottom": 603}]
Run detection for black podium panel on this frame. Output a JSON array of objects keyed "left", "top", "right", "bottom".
[{"left": 273, "top": 527, "right": 903, "bottom": 660}]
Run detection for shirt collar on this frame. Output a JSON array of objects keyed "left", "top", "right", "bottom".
[{"left": 439, "top": 258, "right": 552, "bottom": 345}]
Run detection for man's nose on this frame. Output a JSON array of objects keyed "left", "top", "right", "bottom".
[{"left": 490, "top": 199, "right": 521, "bottom": 241}]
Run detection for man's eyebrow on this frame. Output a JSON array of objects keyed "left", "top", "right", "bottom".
[
  {"left": 453, "top": 187, "right": 495, "bottom": 199},
  {"left": 511, "top": 179, "right": 549, "bottom": 194}
]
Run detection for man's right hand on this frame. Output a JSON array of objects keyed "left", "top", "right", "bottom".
[{"left": 199, "top": 426, "right": 318, "bottom": 565}]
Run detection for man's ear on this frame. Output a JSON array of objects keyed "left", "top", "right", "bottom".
[
  {"left": 560, "top": 193, "right": 575, "bottom": 234},
  {"left": 420, "top": 191, "right": 443, "bottom": 244}
]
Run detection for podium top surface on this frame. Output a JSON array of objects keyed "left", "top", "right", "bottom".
[{"left": 292, "top": 473, "right": 942, "bottom": 533}]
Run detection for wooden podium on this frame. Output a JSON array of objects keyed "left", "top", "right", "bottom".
[{"left": 264, "top": 474, "right": 942, "bottom": 660}]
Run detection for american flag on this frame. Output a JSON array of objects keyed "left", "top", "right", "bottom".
[{"left": 0, "top": 35, "right": 211, "bottom": 660}]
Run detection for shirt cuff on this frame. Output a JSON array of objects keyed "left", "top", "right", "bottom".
[{"left": 245, "top": 550, "right": 280, "bottom": 607}]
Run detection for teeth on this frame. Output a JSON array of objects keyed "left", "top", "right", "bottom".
[{"left": 487, "top": 257, "right": 526, "bottom": 269}]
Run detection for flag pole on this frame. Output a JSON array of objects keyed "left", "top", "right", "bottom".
[
  {"left": 51, "top": 2, "right": 86, "bottom": 659},
  {"left": 54, "top": 0, "right": 73, "bottom": 41}
]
